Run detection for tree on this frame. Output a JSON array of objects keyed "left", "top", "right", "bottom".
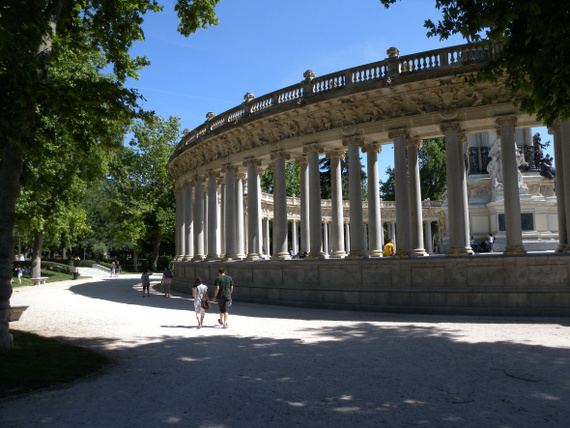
[
  {"left": 260, "top": 163, "right": 301, "bottom": 197},
  {"left": 0, "top": 0, "right": 221, "bottom": 349},
  {"left": 103, "top": 116, "right": 180, "bottom": 271},
  {"left": 379, "top": 0, "right": 570, "bottom": 127},
  {"left": 380, "top": 138, "right": 447, "bottom": 201}
]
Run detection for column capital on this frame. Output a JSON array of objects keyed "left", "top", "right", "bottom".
[
  {"left": 440, "top": 122, "right": 462, "bottom": 134},
  {"left": 270, "top": 150, "right": 291, "bottom": 161},
  {"left": 405, "top": 136, "right": 422, "bottom": 149},
  {"left": 361, "top": 143, "right": 382, "bottom": 154},
  {"left": 495, "top": 115, "right": 518, "bottom": 128},
  {"left": 222, "top": 164, "right": 239, "bottom": 174},
  {"left": 303, "top": 143, "right": 325, "bottom": 154},
  {"left": 388, "top": 128, "right": 408, "bottom": 140},
  {"left": 193, "top": 174, "right": 205, "bottom": 183},
  {"left": 256, "top": 167, "right": 265, "bottom": 176},
  {"left": 237, "top": 172, "right": 246, "bottom": 180},
  {"left": 294, "top": 155, "right": 308, "bottom": 164},
  {"left": 342, "top": 135, "right": 364, "bottom": 147},
  {"left": 325, "top": 149, "right": 346, "bottom": 159},
  {"left": 243, "top": 157, "right": 262, "bottom": 168},
  {"left": 267, "top": 161, "right": 275, "bottom": 171},
  {"left": 206, "top": 170, "right": 220, "bottom": 179},
  {"left": 548, "top": 120, "right": 560, "bottom": 133}
]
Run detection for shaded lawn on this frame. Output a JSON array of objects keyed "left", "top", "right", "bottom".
[{"left": 0, "top": 330, "right": 110, "bottom": 398}]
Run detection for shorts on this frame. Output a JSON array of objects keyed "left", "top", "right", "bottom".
[
  {"left": 163, "top": 278, "right": 172, "bottom": 285},
  {"left": 218, "top": 298, "right": 232, "bottom": 314}
]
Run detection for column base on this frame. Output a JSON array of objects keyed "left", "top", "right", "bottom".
[
  {"left": 306, "top": 252, "right": 329, "bottom": 260},
  {"left": 205, "top": 255, "right": 221, "bottom": 262},
  {"left": 192, "top": 255, "right": 206, "bottom": 262},
  {"left": 271, "top": 252, "right": 291, "bottom": 260},
  {"left": 445, "top": 247, "right": 471, "bottom": 257},
  {"left": 412, "top": 248, "right": 428, "bottom": 257},
  {"left": 393, "top": 250, "right": 413, "bottom": 259},
  {"left": 222, "top": 254, "right": 239, "bottom": 261},
  {"left": 368, "top": 250, "right": 383, "bottom": 258},
  {"left": 183, "top": 255, "right": 193, "bottom": 261},
  {"left": 347, "top": 251, "right": 368, "bottom": 259},
  {"left": 557, "top": 244, "right": 568, "bottom": 252},
  {"left": 503, "top": 245, "right": 527, "bottom": 256},
  {"left": 330, "top": 251, "right": 347, "bottom": 259},
  {"left": 245, "top": 253, "right": 261, "bottom": 261}
]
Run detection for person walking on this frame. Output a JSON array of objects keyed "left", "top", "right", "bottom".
[
  {"left": 162, "top": 266, "right": 173, "bottom": 298},
  {"left": 110, "top": 262, "right": 116, "bottom": 278},
  {"left": 141, "top": 269, "right": 151, "bottom": 297},
  {"left": 115, "top": 261, "right": 120, "bottom": 277},
  {"left": 192, "top": 277, "right": 210, "bottom": 328},
  {"left": 212, "top": 268, "right": 233, "bottom": 329}
]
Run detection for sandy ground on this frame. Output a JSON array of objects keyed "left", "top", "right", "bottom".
[{"left": 1, "top": 274, "right": 570, "bottom": 427}]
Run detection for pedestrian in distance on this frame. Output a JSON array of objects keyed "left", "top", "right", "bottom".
[
  {"left": 162, "top": 266, "right": 173, "bottom": 298},
  {"left": 192, "top": 277, "right": 210, "bottom": 328},
  {"left": 110, "top": 262, "right": 116, "bottom": 277},
  {"left": 15, "top": 265, "right": 23, "bottom": 284},
  {"left": 212, "top": 268, "right": 234, "bottom": 329},
  {"left": 115, "top": 261, "right": 120, "bottom": 277},
  {"left": 384, "top": 238, "right": 395, "bottom": 257},
  {"left": 141, "top": 269, "right": 151, "bottom": 297}
]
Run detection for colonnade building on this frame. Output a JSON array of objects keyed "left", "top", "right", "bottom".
[{"left": 167, "top": 42, "right": 570, "bottom": 316}]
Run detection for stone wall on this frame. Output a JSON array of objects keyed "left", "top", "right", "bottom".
[{"left": 173, "top": 254, "right": 570, "bottom": 316}]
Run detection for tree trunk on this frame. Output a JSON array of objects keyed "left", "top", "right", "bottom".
[
  {"left": 62, "top": 246, "right": 67, "bottom": 259},
  {"left": 133, "top": 248, "right": 139, "bottom": 273},
  {"left": 0, "top": 141, "right": 25, "bottom": 350},
  {"left": 151, "top": 234, "right": 162, "bottom": 271},
  {"left": 30, "top": 233, "right": 43, "bottom": 279}
]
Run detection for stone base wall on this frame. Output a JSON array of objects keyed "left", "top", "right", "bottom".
[{"left": 173, "top": 254, "right": 570, "bottom": 316}]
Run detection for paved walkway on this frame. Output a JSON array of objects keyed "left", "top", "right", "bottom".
[{"left": 2, "top": 275, "right": 570, "bottom": 427}]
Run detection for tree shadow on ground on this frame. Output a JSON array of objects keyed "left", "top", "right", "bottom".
[{"left": 2, "top": 319, "right": 569, "bottom": 427}]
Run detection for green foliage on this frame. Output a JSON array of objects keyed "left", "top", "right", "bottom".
[
  {"left": 379, "top": 0, "right": 570, "bottom": 126},
  {"left": 380, "top": 138, "right": 447, "bottom": 201},
  {"left": 260, "top": 162, "right": 301, "bottom": 196}
]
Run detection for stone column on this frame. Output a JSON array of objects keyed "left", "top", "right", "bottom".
[
  {"left": 183, "top": 181, "right": 194, "bottom": 260},
  {"left": 390, "top": 223, "right": 396, "bottom": 248},
  {"left": 559, "top": 119, "right": 570, "bottom": 253},
  {"left": 406, "top": 137, "right": 426, "bottom": 256},
  {"left": 304, "top": 144, "right": 327, "bottom": 259},
  {"left": 389, "top": 130, "right": 412, "bottom": 257},
  {"left": 362, "top": 143, "right": 383, "bottom": 257},
  {"left": 222, "top": 165, "right": 239, "bottom": 261},
  {"left": 192, "top": 177, "right": 205, "bottom": 261},
  {"left": 326, "top": 149, "right": 347, "bottom": 258},
  {"left": 235, "top": 173, "right": 246, "bottom": 259},
  {"left": 496, "top": 116, "right": 526, "bottom": 255},
  {"left": 291, "top": 221, "right": 299, "bottom": 254},
  {"left": 323, "top": 222, "right": 329, "bottom": 256},
  {"left": 270, "top": 151, "right": 291, "bottom": 260},
  {"left": 345, "top": 223, "right": 351, "bottom": 253},
  {"left": 343, "top": 137, "right": 366, "bottom": 258},
  {"left": 244, "top": 159, "right": 263, "bottom": 260},
  {"left": 441, "top": 123, "right": 471, "bottom": 256},
  {"left": 263, "top": 218, "right": 270, "bottom": 258},
  {"left": 220, "top": 178, "right": 226, "bottom": 257},
  {"left": 296, "top": 156, "right": 310, "bottom": 254},
  {"left": 175, "top": 185, "right": 184, "bottom": 260},
  {"left": 203, "top": 183, "right": 208, "bottom": 256},
  {"left": 424, "top": 221, "right": 433, "bottom": 253},
  {"left": 206, "top": 171, "right": 220, "bottom": 260},
  {"left": 550, "top": 125, "right": 567, "bottom": 251}
]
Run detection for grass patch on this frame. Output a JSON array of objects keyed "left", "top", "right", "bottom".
[
  {"left": 0, "top": 330, "right": 110, "bottom": 398},
  {"left": 12, "top": 270, "right": 73, "bottom": 288}
]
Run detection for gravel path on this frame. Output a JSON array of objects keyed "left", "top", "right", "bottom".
[{"left": 2, "top": 275, "right": 570, "bottom": 427}]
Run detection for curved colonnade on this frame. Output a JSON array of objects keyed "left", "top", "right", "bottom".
[{"left": 167, "top": 42, "right": 570, "bottom": 315}]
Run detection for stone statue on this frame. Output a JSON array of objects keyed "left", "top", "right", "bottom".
[
  {"left": 540, "top": 154, "right": 556, "bottom": 179},
  {"left": 515, "top": 143, "right": 529, "bottom": 193},
  {"left": 487, "top": 139, "right": 503, "bottom": 190}
]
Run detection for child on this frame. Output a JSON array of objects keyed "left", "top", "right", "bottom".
[{"left": 141, "top": 269, "right": 151, "bottom": 297}]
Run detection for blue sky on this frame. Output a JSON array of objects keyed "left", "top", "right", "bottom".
[{"left": 128, "top": 0, "right": 552, "bottom": 179}]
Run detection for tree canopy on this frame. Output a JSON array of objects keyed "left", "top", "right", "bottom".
[
  {"left": 0, "top": 0, "right": 221, "bottom": 349},
  {"left": 380, "top": 0, "right": 570, "bottom": 126}
]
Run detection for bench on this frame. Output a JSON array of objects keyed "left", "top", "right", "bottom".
[
  {"left": 7, "top": 305, "right": 29, "bottom": 322},
  {"left": 30, "top": 277, "right": 48, "bottom": 286}
]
